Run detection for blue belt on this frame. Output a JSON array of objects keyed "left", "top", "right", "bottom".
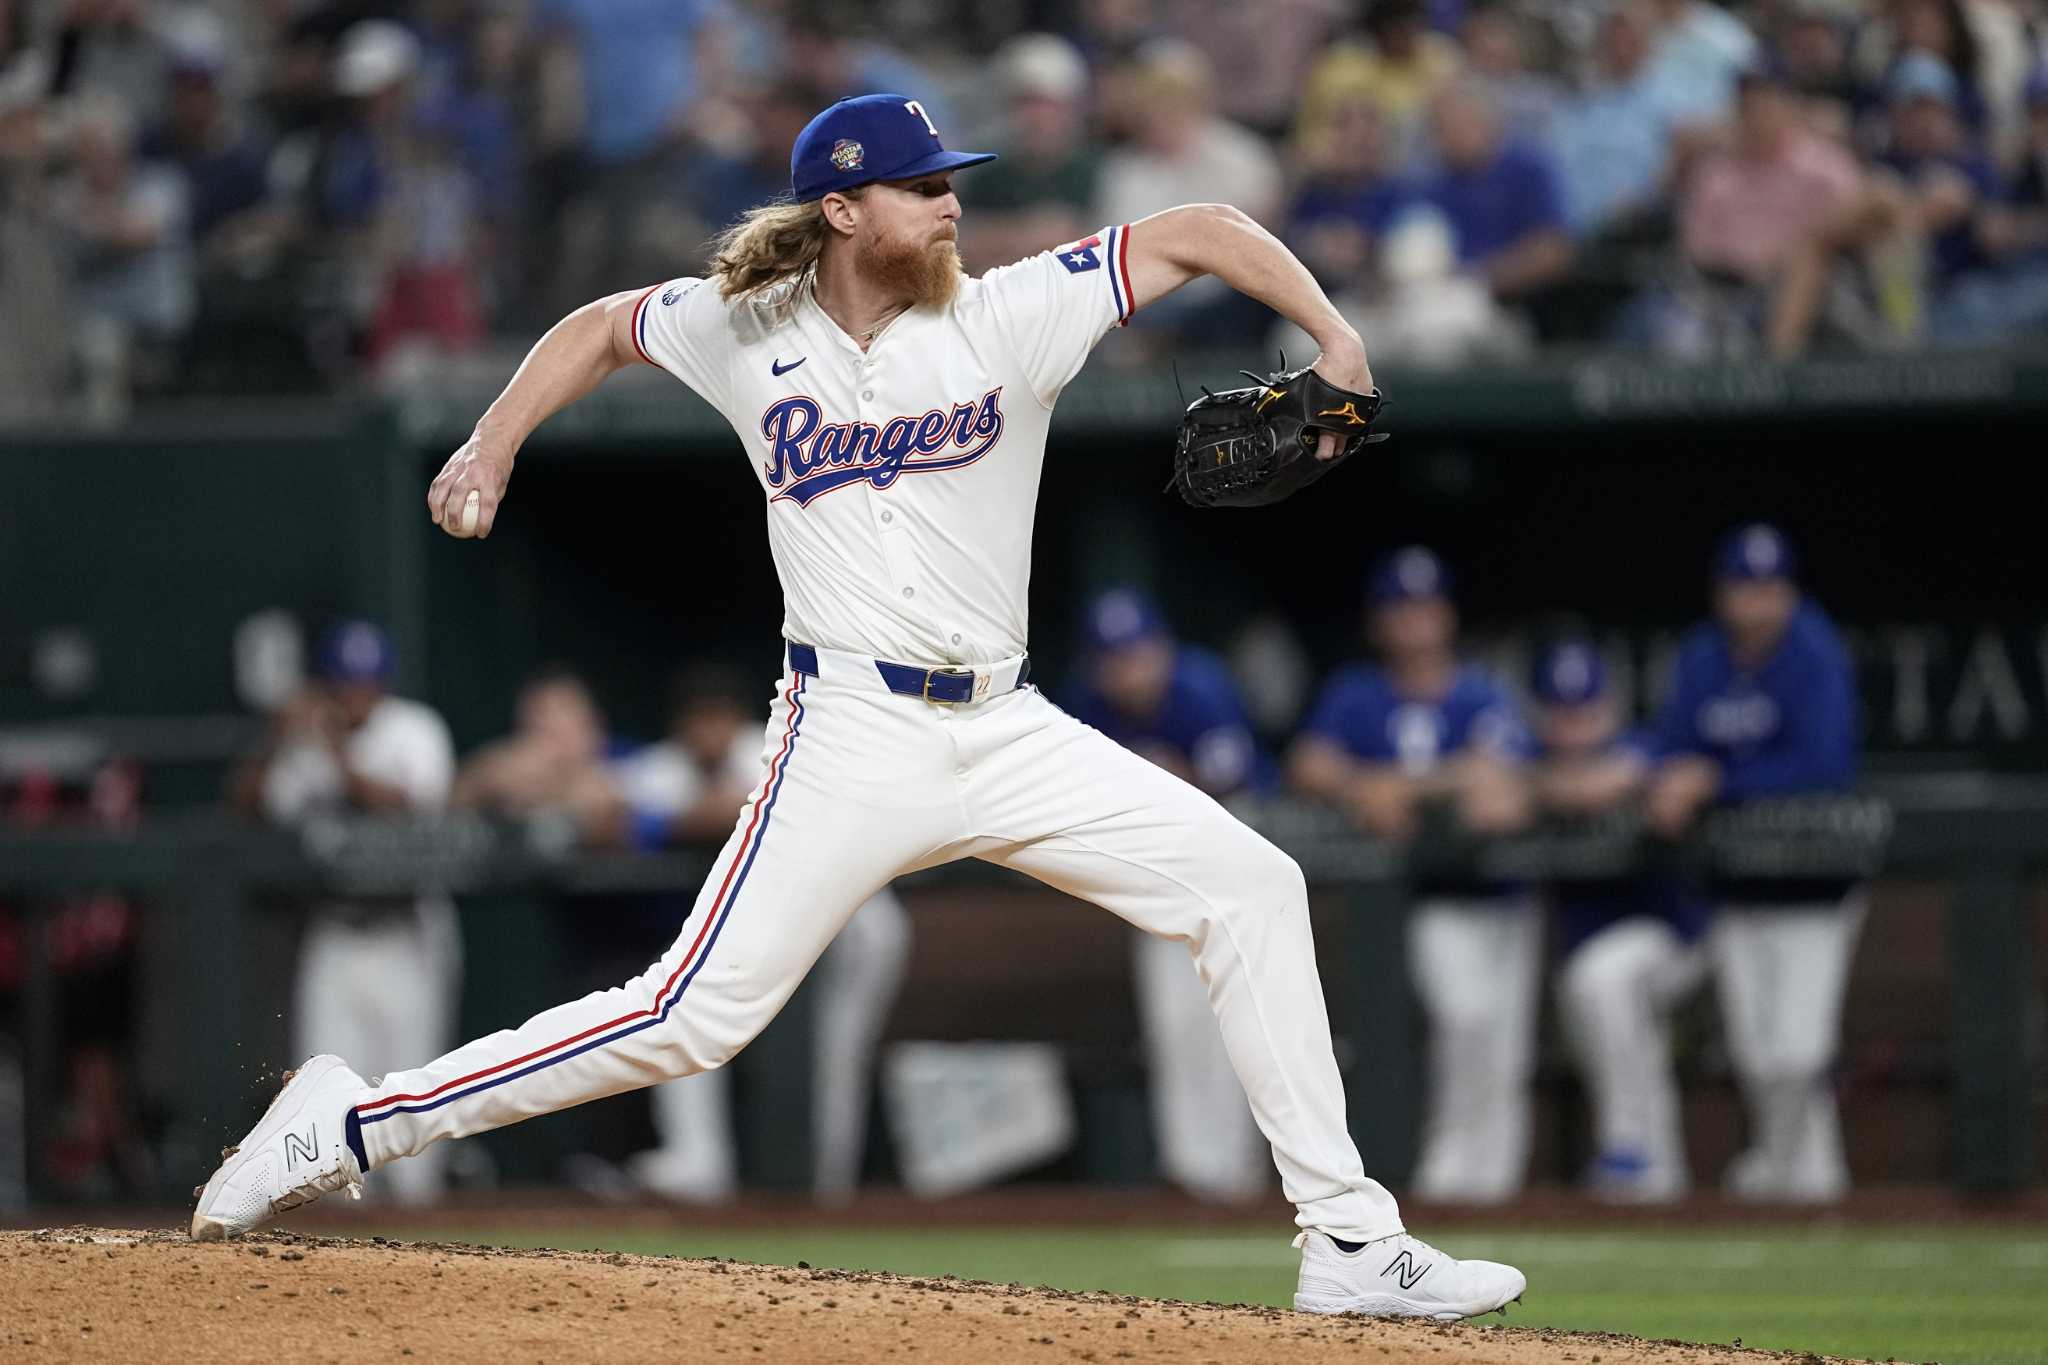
[{"left": 787, "top": 642, "right": 1030, "bottom": 704}]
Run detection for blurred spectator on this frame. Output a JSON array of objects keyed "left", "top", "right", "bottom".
[
  {"left": 1457, "top": 3, "right": 1564, "bottom": 150},
  {"left": 0, "top": 50, "right": 71, "bottom": 423},
  {"left": 958, "top": 34, "right": 1103, "bottom": 274},
  {"left": 1646, "top": 524, "right": 1861, "bottom": 1204},
  {"left": 686, "top": 84, "right": 824, "bottom": 242},
  {"left": 609, "top": 664, "right": 910, "bottom": 1204},
  {"left": 1636, "top": 64, "right": 1873, "bottom": 357},
  {"left": 781, "top": 1, "right": 948, "bottom": 126},
  {"left": 48, "top": 0, "right": 173, "bottom": 127},
  {"left": 230, "top": 620, "right": 459, "bottom": 1207},
  {"left": 139, "top": 31, "right": 276, "bottom": 262},
  {"left": 1773, "top": 0, "right": 1867, "bottom": 141},
  {"left": 1530, "top": 639, "right": 1708, "bottom": 1205},
  {"left": 1876, "top": 0, "right": 1995, "bottom": 143},
  {"left": 308, "top": 20, "right": 485, "bottom": 377},
  {"left": 1177, "top": 0, "right": 1353, "bottom": 138},
  {"left": 453, "top": 666, "right": 624, "bottom": 839},
  {"left": 1361, "top": 206, "right": 1535, "bottom": 363},
  {"left": 1288, "top": 547, "right": 1537, "bottom": 1203},
  {"left": 1063, "top": 589, "right": 1272, "bottom": 1204},
  {"left": 1878, "top": 51, "right": 2005, "bottom": 334},
  {"left": 1549, "top": 2, "right": 1723, "bottom": 239},
  {"left": 1285, "top": 93, "right": 1408, "bottom": 297},
  {"left": 1414, "top": 80, "right": 1574, "bottom": 303},
  {"left": 1294, "top": 0, "right": 1462, "bottom": 169},
  {"left": 529, "top": 0, "right": 728, "bottom": 313},
  {"left": 1097, "top": 39, "right": 1282, "bottom": 228},
  {"left": 1934, "top": 62, "right": 2048, "bottom": 340},
  {"left": 49, "top": 93, "right": 196, "bottom": 420},
  {"left": 1639, "top": 0, "right": 1757, "bottom": 116},
  {"left": 1095, "top": 39, "right": 1282, "bottom": 347}
]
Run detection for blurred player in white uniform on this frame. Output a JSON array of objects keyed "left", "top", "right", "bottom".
[
  {"left": 612, "top": 665, "right": 909, "bottom": 1204},
  {"left": 195, "top": 93, "right": 1524, "bottom": 1320},
  {"left": 232, "top": 620, "right": 459, "bottom": 1206}
]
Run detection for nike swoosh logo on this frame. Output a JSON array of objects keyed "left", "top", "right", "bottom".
[{"left": 772, "top": 357, "right": 806, "bottom": 376}]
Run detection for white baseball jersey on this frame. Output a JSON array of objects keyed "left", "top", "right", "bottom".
[
  {"left": 627, "top": 225, "right": 1137, "bottom": 665},
  {"left": 261, "top": 696, "right": 455, "bottom": 823}
]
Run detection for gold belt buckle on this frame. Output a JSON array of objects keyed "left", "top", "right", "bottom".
[{"left": 923, "top": 667, "right": 974, "bottom": 704}]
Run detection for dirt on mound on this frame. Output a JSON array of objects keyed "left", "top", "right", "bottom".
[{"left": 1, "top": 1228, "right": 1849, "bottom": 1365}]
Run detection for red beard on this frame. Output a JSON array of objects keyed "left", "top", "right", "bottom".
[{"left": 855, "top": 231, "right": 964, "bottom": 309}]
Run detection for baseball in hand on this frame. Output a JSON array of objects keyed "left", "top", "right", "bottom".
[{"left": 457, "top": 490, "right": 481, "bottom": 537}]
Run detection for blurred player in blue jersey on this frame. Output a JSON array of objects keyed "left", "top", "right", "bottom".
[
  {"left": 1066, "top": 587, "right": 1274, "bottom": 1202},
  {"left": 1528, "top": 639, "right": 1709, "bottom": 1204},
  {"left": 1288, "top": 548, "right": 1537, "bottom": 1203},
  {"left": 1646, "top": 524, "right": 1861, "bottom": 1203}
]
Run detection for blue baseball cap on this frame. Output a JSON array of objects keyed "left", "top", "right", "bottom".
[
  {"left": 1712, "top": 523, "right": 1798, "bottom": 581},
  {"left": 317, "top": 619, "right": 394, "bottom": 682},
  {"left": 1368, "top": 546, "right": 1453, "bottom": 606},
  {"left": 1531, "top": 640, "right": 1607, "bottom": 705},
  {"left": 790, "top": 93, "right": 996, "bottom": 203},
  {"left": 1083, "top": 587, "right": 1169, "bottom": 653},
  {"left": 1888, "top": 51, "right": 1959, "bottom": 108}
]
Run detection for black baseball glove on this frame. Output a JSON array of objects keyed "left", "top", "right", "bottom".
[{"left": 1172, "top": 361, "right": 1386, "bottom": 509}]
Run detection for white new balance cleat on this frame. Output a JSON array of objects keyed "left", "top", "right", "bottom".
[
  {"left": 189, "top": 1054, "right": 367, "bottom": 1241},
  {"left": 1293, "top": 1230, "right": 1527, "bottom": 1320}
]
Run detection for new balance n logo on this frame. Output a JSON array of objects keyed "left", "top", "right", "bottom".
[
  {"left": 283, "top": 1124, "right": 318, "bottom": 1171},
  {"left": 1382, "top": 1249, "right": 1431, "bottom": 1290}
]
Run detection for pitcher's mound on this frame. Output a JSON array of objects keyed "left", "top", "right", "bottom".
[{"left": 1, "top": 1228, "right": 1851, "bottom": 1364}]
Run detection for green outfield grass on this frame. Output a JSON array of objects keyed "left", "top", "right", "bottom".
[{"left": 372, "top": 1220, "right": 2048, "bottom": 1365}]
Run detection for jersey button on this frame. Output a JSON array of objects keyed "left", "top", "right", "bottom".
[
  {"left": 880, "top": 510, "right": 893, "bottom": 524},
  {"left": 861, "top": 389, "right": 875, "bottom": 401},
  {"left": 950, "top": 633, "right": 962, "bottom": 645},
  {"left": 902, "top": 587, "right": 915, "bottom": 599}
]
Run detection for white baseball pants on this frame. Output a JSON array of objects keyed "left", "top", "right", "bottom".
[
  {"left": 1711, "top": 894, "right": 1865, "bottom": 1200},
  {"left": 632, "top": 886, "right": 911, "bottom": 1203},
  {"left": 1407, "top": 897, "right": 1542, "bottom": 1204},
  {"left": 353, "top": 647, "right": 1402, "bottom": 1241},
  {"left": 1557, "top": 917, "right": 1707, "bottom": 1194}
]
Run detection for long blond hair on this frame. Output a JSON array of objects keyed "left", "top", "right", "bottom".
[{"left": 707, "top": 190, "right": 862, "bottom": 304}]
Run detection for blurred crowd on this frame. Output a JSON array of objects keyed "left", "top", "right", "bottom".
[
  {"left": 3, "top": 0, "right": 2048, "bottom": 421},
  {"left": 0, "top": 521, "right": 1852, "bottom": 1212}
]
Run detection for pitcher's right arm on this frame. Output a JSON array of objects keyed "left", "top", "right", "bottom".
[{"left": 427, "top": 287, "right": 662, "bottom": 539}]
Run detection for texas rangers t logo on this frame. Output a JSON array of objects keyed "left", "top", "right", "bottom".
[{"left": 760, "top": 387, "right": 1006, "bottom": 507}]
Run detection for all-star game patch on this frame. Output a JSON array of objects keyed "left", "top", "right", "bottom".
[{"left": 831, "top": 138, "right": 864, "bottom": 172}]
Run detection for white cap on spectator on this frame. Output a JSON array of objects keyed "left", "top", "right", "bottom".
[
  {"left": 335, "top": 20, "right": 421, "bottom": 97},
  {"left": 997, "top": 33, "right": 1088, "bottom": 103}
]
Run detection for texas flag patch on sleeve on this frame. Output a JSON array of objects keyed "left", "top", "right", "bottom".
[
  {"left": 1055, "top": 236, "right": 1103, "bottom": 273},
  {"left": 1053, "top": 225, "right": 1134, "bottom": 324}
]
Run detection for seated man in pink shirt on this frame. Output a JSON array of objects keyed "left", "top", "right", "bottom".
[{"left": 1647, "top": 63, "right": 1876, "bottom": 355}]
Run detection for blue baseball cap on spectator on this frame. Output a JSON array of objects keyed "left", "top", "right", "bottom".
[
  {"left": 1368, "top": 546, "right": 1454, "bottom": 605},
  {"left": 791, "top": 94, "right": 996, "bottom": 203},
  {"left": 1712, "top": 523, "right": 1799, "bottom": 581},
  {"left": 1888, "top": 51, "right": 1960, "bottom": 108},
  {"left": 1084, "top": 587, "right": 1169, "bottom": 654},
  {"left": 317, "top": 620, "right": 394, "bottom": 683},
  {"left": 1531, "top": 640, "right": 1607, "bottom": 705}
]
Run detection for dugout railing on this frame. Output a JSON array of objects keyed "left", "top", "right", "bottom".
[{"left": 0, "top": 778, "right": 2037, "bottom": 1207}]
